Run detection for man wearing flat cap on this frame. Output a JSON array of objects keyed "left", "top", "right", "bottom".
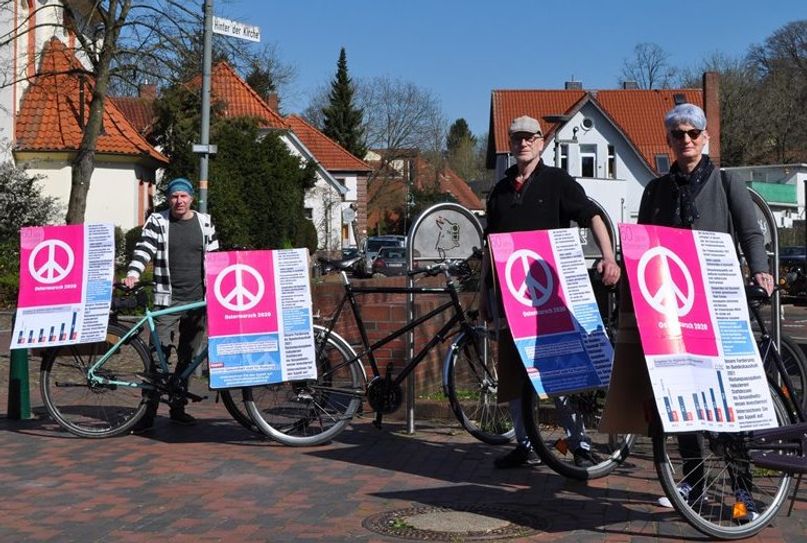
[
  {"left": 480, "top": 115, "right": 620, "bottom": 468},
  {"left": 124, "top": 177, "right": 219, "bottom": 430}
]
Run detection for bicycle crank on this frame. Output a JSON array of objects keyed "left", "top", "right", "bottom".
[{"left": 367, "top": 375, "right": 403, "bottom": 414}]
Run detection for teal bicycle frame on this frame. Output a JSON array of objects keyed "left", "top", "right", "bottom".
[{"left": 87, "top": 299, "right": 208, "bottom": 389}]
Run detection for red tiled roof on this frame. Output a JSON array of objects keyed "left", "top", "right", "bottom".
[
  {"left": 411, "top": 157, "right": 482, "bottom": 211},
  {"left": 286, "top": 115, "right": 371, "bottom": 172},
  {"left": 490, "top": 88, "right": 704, "bottom": 171},
  {"left": 15, "top": 37, "right": 167, "bottom": 164},
  {"left": 188, "top": 62, "right": 288, "bottom": 130},
  {"left": 596, "top": 89, "right": 703, "bottom": 170},
  {"left": 366, "top": 155, "right": 482, "bottom": 228},
  {"left": 109, "top": 96, "right": 155, "bottom": 135}
]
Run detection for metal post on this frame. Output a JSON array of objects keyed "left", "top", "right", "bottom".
[
  {"left": 197, "top": 0, "right": 214, "bottom": 214},
  {"left": 8, "top": 315, "right": 31, "bottom": 420}
]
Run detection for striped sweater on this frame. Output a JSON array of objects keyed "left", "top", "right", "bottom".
[{"left": 126, "top": 210, "right": 219, "bottom": 306}]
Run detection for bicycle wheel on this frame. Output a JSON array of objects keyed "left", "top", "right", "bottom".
[
  {"left": 653, "top": 384, "right": 793, "bottom": 539},
  {"left": 446, "top": 327, "right": 514, "bottom": 445},
  {"left": 522, "top": 383, "right": 634, "bottom": 480},
  {"left": 778, "top": 335, "right": 807, "bottom": 411},
  {"left": 220, "top": 388, "right": 259, "bottom": 433},
  {"left": 243, "top": 326, "right": 364, "bottom": 446},
  {"left": 40, "top": 323, "right": 151, "bottom": 438}
]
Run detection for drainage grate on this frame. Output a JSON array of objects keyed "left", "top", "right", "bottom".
[{"left": 362, "top": 504, "right": 547, "bottom": 541}]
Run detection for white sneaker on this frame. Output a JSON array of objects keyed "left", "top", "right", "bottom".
[{"left": 658, "top": 483, "right": 692, "bottom": 508}]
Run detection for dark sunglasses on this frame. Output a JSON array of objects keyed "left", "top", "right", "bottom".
[{"left": 670, "top": 129, "right": 704, "bottom": 141}]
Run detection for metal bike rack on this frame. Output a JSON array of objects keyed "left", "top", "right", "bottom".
[
  {"left": 406, "top": 203, "right": 484, "bottom": 434},
  {"left": 574, "top": 197, "right": 618, "bottom": 329},
  {"left": 747, "top": 187, "right": 781, "bottom": 349}
]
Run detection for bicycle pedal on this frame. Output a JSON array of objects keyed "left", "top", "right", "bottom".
[{"left": 187, "top": 392, "right": 206, "bottom": 403}]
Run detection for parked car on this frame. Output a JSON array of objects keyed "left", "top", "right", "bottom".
[
  {"left": 356, "top": 235, "right": 406, "bottom": 277},
  {"left": 317, "top": 247, "right": 362, "bottom": 276},
  {"left": 372, "top": 246, "right": 408, "bottom": 276},
  {"left": 781, "top": 246, "right": 807, "bottom": 296},
  {"left": 780, "top": 246, "right": 807, "bottom": 267}
]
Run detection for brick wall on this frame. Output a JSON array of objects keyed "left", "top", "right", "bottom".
[{"left": 312, "top": 275, "right": 478, "bottom": 397}]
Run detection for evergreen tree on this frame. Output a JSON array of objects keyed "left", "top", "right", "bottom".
[
  {"left": 208, "top": 118, "right": 316, "bottom": 250},
  {"left": 446, "top": 118, "right": 476, "bottom": 153},
  {"left": 321, "top": 48, "right": 367, "bottom": 159},
  {"left": 246, "top": 64, "right": 277, "bottom": 104},
  {"left": 446, "top": 118, "right": 480, "bottom": 182}
]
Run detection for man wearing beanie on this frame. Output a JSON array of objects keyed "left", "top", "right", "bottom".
[{"left": 123, "top": 178, "right": 219, "bottom": 431}]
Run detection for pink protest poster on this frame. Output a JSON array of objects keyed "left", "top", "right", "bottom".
[
  {"left": 619, "top": 223, "right": 776, "bottom": 432},
  {"left": 205, "top": 248, "right": 316, "bottom": 389},
  {"left": 488, "top": 228, "right": 613, "bottom": 397},
  {"left": 11, "top": 224, "right": 114, "bottom": 349}
]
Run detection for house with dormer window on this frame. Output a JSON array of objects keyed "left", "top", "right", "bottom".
[
  {"left": 486, "top": 73, "right": 721, "bottom": 230},
  {"left": 0, "top": 0, "right": 168, "bottom": 230}
]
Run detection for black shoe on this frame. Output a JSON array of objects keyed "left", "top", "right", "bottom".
[
  {"left": 573, "top": 447, "right": 600, "bottom": 468},
  {"left": 169, "top": 409, "right": 197, "bottom": 426},
  {"left": 131, "top": 416, "right": 155, "bottom": 434},
  {"left": 494, "top": 445, "right": 542, "bottom": 469}
]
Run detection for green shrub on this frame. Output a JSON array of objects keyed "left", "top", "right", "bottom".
[
  {"left": 295, "top": 219, "right": 319, "bottom": 254},
  {"left": 0, "top": 239, "right": 19, "bottom": 307},
  {"left": 124, "top": 226, "right": 143, "bottom": 265}
]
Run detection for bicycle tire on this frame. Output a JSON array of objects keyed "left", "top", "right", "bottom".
[
  {"left": 40, "top": 322, "right": 151, "bottom": 438},
  {"left": 522, "top": 383, "right": 634, "bottom": 480},
  {"left": 243, "top": 325, "right": 364, "bottom": 446},
  {"left": 652, "top": 383, "right": 793, "bottom": 539},
  {"left": 445, "top": 328, "right": 514, "bottom": 445},
  {"left": 220, "top": 388, "right": 259, "bottom": 433},
  {"left": 777, "top": 335, "right": 807, "bottom": 411}
]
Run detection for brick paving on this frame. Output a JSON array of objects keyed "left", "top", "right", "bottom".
[{"left": 0, "top": 361, "right": 806, "bottom": 543}]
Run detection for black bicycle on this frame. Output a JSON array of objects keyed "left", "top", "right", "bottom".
[
  {"left": 652, "top": 285, "right": 807, "bottom": 539},
  {"left": 240, "top": 250, "right": 513, "bottom": 446}
]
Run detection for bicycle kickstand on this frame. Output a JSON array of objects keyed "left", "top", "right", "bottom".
[{"left": 787, "top": 473, "right": 803, "bottom": 516}]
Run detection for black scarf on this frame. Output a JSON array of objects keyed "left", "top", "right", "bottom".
[{"left": 668, "top": 155, "right": 714, "bottom": 227}]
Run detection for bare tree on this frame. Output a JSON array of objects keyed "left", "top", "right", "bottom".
[
  {"left": 678, "top": 53, "right": 764, "bottom": 166},
  {"left": 620, "top": 42, "right": 676, "bottom": 89},
  {"left": 303, "top": 75, "right": 446, "bottom": 213},
  {"left": 0, "top": 1, "right": 204, "bottom": 223},
  {"left": 1, "top": 0, "right": 288, "bottom": 224},
  {"left": 747, "top": 20, "right": 807, "bottom": 163}
]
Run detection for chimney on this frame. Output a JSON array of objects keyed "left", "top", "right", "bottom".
[
  {"left": 622, "top": 81, "right": 639, "bottom": 90},
  {"left": 265, "top": 92, "right": 279, "bottom": 112},
  {"left": 138, "top": 83, "right": 157, "bottom": 100},
  {"left": 565, "top": 81, "right": 583, "bottom": 90},
  {"left": 703, "top": 72, "right": 721, "bottom": 167}
]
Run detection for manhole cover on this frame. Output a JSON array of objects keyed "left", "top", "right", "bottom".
[{"left": 362, "top": 504, "right": 547, "bottom": 541}]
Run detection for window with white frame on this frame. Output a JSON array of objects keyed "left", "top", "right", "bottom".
[
  {"left": 607, "top": 145, "right": 616, "bottom": 179},
  {"left": 580, "top": 144, "right": 597, "bottom": 178},
  {"left": 560, "top": 144, "right": 569, "bottom": 172}
]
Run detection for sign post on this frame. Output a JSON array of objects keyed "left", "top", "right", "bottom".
[{"left": 195, "top": 3, "right": 261, "bottom": 214}]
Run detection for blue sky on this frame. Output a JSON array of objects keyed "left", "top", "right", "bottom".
[{"left": 225, "top": 0, "right": 805, "bottom": 137}]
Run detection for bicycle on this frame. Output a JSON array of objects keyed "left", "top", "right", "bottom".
[
  {"left": 521, "top": 269, "right": 635, "bottom": 480},
  {"left": 241, "top": 250, "right": 514, "bottom": 446},
  {"left": 652, "top": 285, "right": 807, "bottom": 539},
  {"left": 39, "top": 285, "right": 254, "bottom": 438}
]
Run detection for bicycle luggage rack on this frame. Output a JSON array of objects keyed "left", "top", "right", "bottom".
[{"left": 749, "top": 421, "right": 807, "bottom": 473}]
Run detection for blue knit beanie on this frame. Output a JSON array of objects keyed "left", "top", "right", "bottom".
[{"left": 165, "top": 178, "right": 195, "bottom": 197}]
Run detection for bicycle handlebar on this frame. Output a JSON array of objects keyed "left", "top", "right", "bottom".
[
  {"left": 407, "top": 247, "right": 482, "bottom": 280},
  {"left": 111, "top": 282, "right": 148, "bottom": 312}
]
